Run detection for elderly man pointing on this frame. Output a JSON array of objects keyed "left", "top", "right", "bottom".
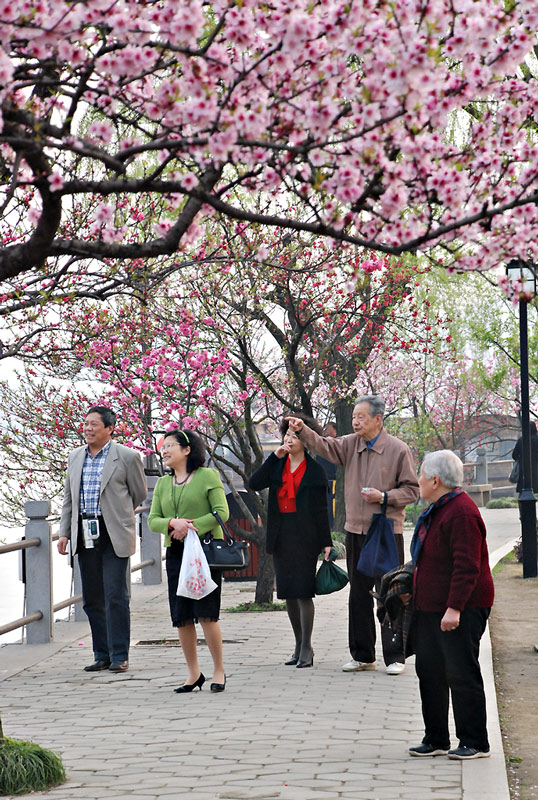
[{"left": 286, "top": 395, "right": 419, "bottom": 674}]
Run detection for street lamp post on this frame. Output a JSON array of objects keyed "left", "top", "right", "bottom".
[{"left": 506, "top": 259, "right": 537, "bottom": 578}]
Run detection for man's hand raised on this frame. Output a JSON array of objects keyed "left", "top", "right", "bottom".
[{"left": 284, "top": 417, "right": 304, "bottom": 434}]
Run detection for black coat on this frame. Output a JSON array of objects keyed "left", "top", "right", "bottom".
[
  {"left": 512, "top": 435, "right": 538, "bottom": 493},
  {"left": 373, "top": 561, "right": 415, "bottom": 658},
  {"left": 248, "top": 452, "right": 332, "bottom": 555}
]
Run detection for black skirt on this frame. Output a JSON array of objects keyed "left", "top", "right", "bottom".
[
  {"left": 166, "top": 539, "right": 222, "bottom": 627},
  {"left": 273, "top": 512, "right": 318, "bottom": 599}
]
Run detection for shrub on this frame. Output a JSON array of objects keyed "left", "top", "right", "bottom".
[
  {"left": 513, "top": 532, "right": 538, "bottom": 563},
  {"left": 405, "top": 502, "right": 422, "bottom": 525},
  {"left": 330, "top": 531, "right": 346, "bottom": 546},
  {"left": 0, "top": 737, "right": 66, "bottom": 796},
  {"left": 486, "top": 497, "right": 519, "bottom": 509},
  {"left": 225, "top": 601, "right": 286, "bottom": 613},
  {"left": 325, "top": 540, "right": 346, "bottom": 560}
]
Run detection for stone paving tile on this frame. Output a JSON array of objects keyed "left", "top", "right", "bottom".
[
  {"left": 144, "top": 792, "right": 228, "bottom": 799},
  {"left": 216, "top": 792, "right": 283, "bottom": 800},
  {"left": 399, "top": 793, "right": 462, "bottom": 800}
]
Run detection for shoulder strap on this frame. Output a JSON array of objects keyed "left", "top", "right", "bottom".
[{"left": 211, "top": 510, "right": 234, "bottom": 543}]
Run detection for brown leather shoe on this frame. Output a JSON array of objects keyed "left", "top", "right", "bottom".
[{"left": 109, "top": 660, "right": 129, "bottom": 672}]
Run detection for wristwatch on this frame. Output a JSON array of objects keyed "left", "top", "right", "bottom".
[{"left": 379, "top": 492, "right": 386, "bottom": 504}]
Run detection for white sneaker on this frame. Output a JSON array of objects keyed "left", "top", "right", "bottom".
[
  {"left": 386, "top": 662, "right": 405, "bottom": 675},
  {"left": 342, "top": 659, "right": 376, "bottom": 672}
]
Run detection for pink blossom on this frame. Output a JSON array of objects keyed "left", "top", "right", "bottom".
[
  {"left": 181, "top": 173, "right": 198, "bottom": 191},
  {"left": 154, "top": 219, "right": 173, "bottom": 237},
  {"left": 47, "top": 172, "right": 64, "bottom": 192},
  {"left": 94, "top": 203, "right": 114, "bottom": 224},
  {"left": 255, "top": 246, "right": 269, "bottom": 262},
  {"left": 361, "top": 259, "right": 383, "bottom": 274},
  {"left": 87, "top": 120, "right": 113, "bottom": 144}
]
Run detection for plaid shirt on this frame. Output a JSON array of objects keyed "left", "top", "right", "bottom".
[{"left": 79, "top": 440, "right": 112, "bottom": 516}]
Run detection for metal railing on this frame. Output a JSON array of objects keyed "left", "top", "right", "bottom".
[{"left": 0, "top": 477, "right": 162, "bottom": 644}]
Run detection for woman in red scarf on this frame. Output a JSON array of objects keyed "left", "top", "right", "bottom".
[{"left": 249, "top": 415, "right": 332, "bottom": 668}]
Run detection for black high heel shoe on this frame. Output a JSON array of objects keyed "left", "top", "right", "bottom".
[
  {"left": 284, "top": 655, "right": 299, "bottom": 666},
  {"left": 210, "top": 674, "right": 226, "bottom": 693},
  {"left": 296, "top": 654, "right": 314, "bottom": 669},
  {"left": 174, "top": 673, "right": 205, "bottom": 693}
]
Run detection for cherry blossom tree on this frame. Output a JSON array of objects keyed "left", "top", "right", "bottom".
[
  {"left": 178, "top": 224, "right": 441, "bottom": 424},
  {"left": 1, "top": 0, "right": 538, "bottom": 298},
  {"left": 0, "top": 298, "right": 239, "bottom": 520},
  {"left": 408, "top": 265, "right": 538, "bottom": 430},
  {"left": 159, "top": 229, "right": 447, "bottom": 534},
  {"left": 354, "top": 266, "right": 533, "bottom": 462},
  {"left": 378, "top": 352, "right": 519, "bottom": 462},
  {"left": 0, "top": 231, "right": 533, "bottom": 596},
  {"left": 0, "top": 228, "right": 437, "bottom": 598},
  {"left": 0, "top": 291, "right": 282, "bottom": 602}
]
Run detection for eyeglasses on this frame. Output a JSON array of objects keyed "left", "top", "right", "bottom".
[
  {"left": 162, "top": 430, "right": 190, "bottom": 450},
  {"left": 161, "top": 441, "right": 179, "bottom": 451}
]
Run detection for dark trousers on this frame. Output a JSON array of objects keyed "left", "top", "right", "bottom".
[
  {"left": 77, "top": 518, "right": 131, "bottom": 663},
  {"left": 414, "top": 608, "right": 490, "bottom": 751},
  {"left": 345, "top": 531, "right": 404, "bottom": 665}
]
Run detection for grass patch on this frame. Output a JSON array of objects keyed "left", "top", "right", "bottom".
[
  {"left": 492, "top": 551, "right": 516, "bottom": 577},
  {"left": 225, "top": 601, "right": 286, "bottom": 613},
  {"left": 0, "top": 737, "right": 66, "bottom": 795}
]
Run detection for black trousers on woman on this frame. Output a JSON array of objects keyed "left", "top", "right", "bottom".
[{"left": 414, "top": 607, "right": 490, "bottom": 751}]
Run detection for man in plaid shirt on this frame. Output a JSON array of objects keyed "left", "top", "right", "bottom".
[{"left": 58, "top": 406, "right": 147, "bottom": 673}]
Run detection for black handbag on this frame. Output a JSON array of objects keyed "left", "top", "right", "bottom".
[
  {"left": 201, "top": 511, "right": 250, "bottom": 570},
  {"left": 509, "top": 459, "right": 520, "bottom": 484}
]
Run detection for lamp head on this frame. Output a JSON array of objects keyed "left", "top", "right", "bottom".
[{"left": 506, "top": 259, "right": 537, "bottom": 299}]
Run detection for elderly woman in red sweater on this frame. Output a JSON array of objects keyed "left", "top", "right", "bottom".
[{"left": 408, "top": 450, "right": 494, "bottom": 761}]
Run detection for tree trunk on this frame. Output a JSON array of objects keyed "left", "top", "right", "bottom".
[
  {"left": 333, "top": 397, "right": 355, "bottom": 533},
  {"left": 226, "top": 517, "right": 274, "bottom": 605},
  {"left": 254, "top": 544, "right": 275, "bottom": 605},
  {"left": 334, "top": 465, "right": 346, "bottom": 533}
]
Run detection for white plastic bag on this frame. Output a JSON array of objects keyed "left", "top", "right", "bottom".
[{"left": 177, "top": 528, "right": 218, "bottom": 599}]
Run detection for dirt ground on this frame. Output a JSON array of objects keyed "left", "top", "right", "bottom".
[{"left": 490, "top": 557, "right": 538, "bottom": 800}]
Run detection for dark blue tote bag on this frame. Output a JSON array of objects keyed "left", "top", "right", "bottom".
[{"left": 356, "top": 500, "right": 399, "bottom": 578}]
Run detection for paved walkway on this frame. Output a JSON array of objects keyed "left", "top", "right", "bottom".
[{"left": 0, "top": 510, "right": 519, "bottom": 800}]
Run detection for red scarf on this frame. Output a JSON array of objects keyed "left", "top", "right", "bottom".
[{"left": 277, "top": 456, "right": 306, "bottom": 513}]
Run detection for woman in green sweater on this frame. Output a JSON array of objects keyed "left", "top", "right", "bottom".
[{"left": 148, "top": 428, "right": 229, "bottom": 694}]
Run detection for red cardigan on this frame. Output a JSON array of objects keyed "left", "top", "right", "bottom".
[{"left": 414, "top": 492, "right": 494, "bottom": 612}]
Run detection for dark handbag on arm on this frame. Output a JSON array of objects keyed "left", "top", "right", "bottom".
[
  {"left": 509, "top": 459, "right": 520, "bottom": 484},
  {"left": 201, "top": 511, "right": 250, "bottom": 570},
  {"left": 356, "top": 498, "right": 400, "bottom": 578}
]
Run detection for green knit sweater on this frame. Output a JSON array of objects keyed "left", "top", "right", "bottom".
[{"left": 148, "top": 468, "right": 229, "bottom": 547}]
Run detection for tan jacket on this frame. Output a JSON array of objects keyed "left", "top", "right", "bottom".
[
  {"left": 298, "top": 426, "right": 419, "bottom": 534},
  {"left": 60, "top": 440, "right": 148, "bottom": 557}
]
